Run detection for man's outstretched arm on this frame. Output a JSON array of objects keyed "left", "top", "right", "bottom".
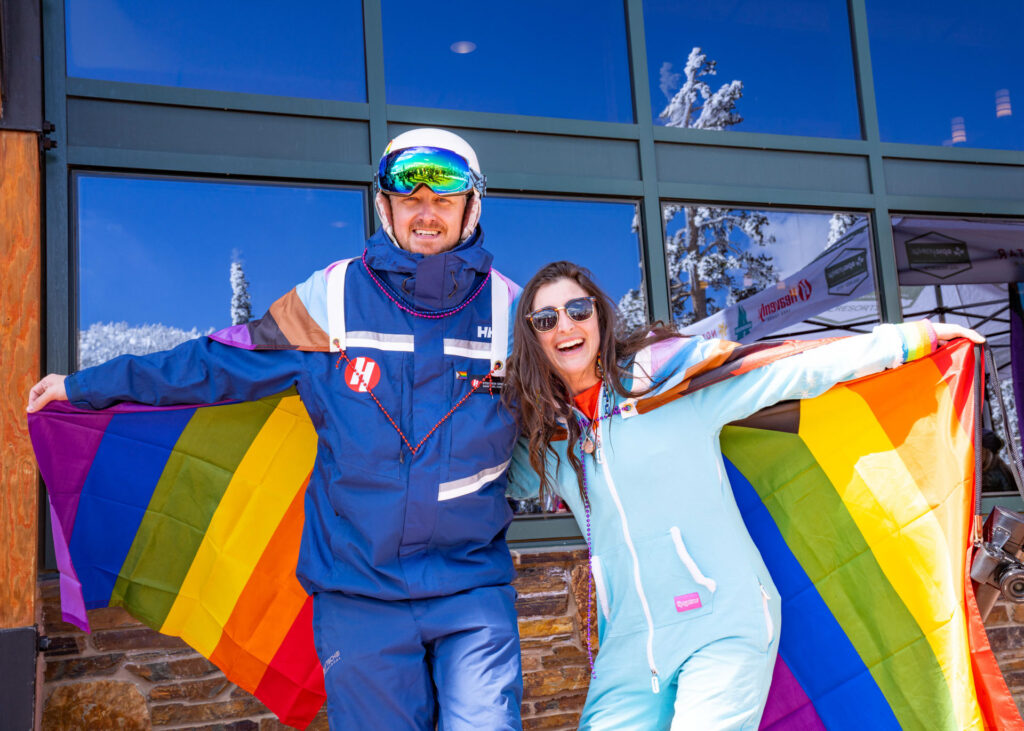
[{"left": 27, "top": 338, "right": 306, "bottom": 413}]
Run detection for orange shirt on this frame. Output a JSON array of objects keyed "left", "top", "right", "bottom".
[{"left": 573, "top": 381, "right": 602, "bottom": 421}]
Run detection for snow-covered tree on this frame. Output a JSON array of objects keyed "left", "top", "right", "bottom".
[
  {"left": 230, "top": 252, "right": 252, "bottom": 325},
  {"left": 79, "top": 321, "right": 207, "bottom": 369},
  {"left": 827, "top": 213, "right": 859, "bottom": 249},
  {"left": 619, "top": 48, "right": 778, "bottom": 330}
]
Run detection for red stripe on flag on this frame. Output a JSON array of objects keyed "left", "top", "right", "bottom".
[
  {"left": 930, "top": 339, "right": 976, "bottom": 435},
  {"left": 964, "top": 550, "right": 1024, "bottom": 730},
  {"left": 254, "top": 594, "right": 326, "bottom": 729}
]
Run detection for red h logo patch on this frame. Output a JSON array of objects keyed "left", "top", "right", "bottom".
[{"left": 344, "top": 357, "right": 381, "bottom": 393}]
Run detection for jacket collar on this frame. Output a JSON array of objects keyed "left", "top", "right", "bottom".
[{"left": 363, "top": 226, "right": 493, "bottom": 311}]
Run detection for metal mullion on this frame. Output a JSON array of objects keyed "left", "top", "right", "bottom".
[
  {"left": 848, "top": 0, "right": 900, "bottom": 323},
  {"left": 886, "top": 196, "right": 1024, "bottom": 218},
  {"left": 66, "top": 146, "right": 374, "bottom": 184},
  {"left": 652, "top": 126, "right": 869, "bottom": 157},
  {"left": 39, "top": 0, "right": 70, "bottom": 573},
  {"left": 42, "top": 0, "right": 71, "bottom": 374},
  {"left": 625, "top": 0, "right": 670, "bottom": 323},
  {"left": 65, "top": 78, "right": 372, "bottom": 122},
  {"left": 362, "top": 0, "right": 387, "bottom": 231},
  {"left": 655, "top": 183, "right": 875, "bottom": 211},
  {"left": 385, "top": 104, "right": 642, "bottom": 142},
  {"left": 881, "top": 143, "right": 1024, "bottom": 167},
  {"left": 488, "top": 174, "right": 643, "bottom": 198}
]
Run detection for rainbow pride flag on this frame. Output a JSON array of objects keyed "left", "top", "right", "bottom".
[
  {"left": 30, "top": 389, "right": 325, "bottom": 728},
  {"left": 725, "top": 340, "right": 1020, "bottom": 730},
  {"left": 28, "top": 340, "right": 1020, "bottom": 729}
]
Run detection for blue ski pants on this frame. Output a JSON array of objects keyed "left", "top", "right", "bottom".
[{"left": 312, "top": 584, "right": 522, "bottom": 730}]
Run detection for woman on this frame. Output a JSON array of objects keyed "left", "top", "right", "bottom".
[{"left": 504, "top": 261, "right": 981, "bottom": 730}]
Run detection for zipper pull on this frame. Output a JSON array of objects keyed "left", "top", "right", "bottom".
[
  {"left": 399, "top": 450, "right": 405, "bottom": 464},
  {"left": 651, "top": 671, "right": 660, "bottom": 694}
]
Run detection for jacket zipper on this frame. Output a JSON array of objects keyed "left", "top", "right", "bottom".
[{"left": 596, "top": 413, "right": 660, "bottom": 694}]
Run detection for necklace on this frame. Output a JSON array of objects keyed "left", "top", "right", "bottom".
[
  {"left": 361, "top": 250, "right": 491, "bottom": 319},
  {"left": 575, "top": 385, "right": 621, "bottom": 679},
  {"left": 333, "top": 256, "right": 496, "bottom": 455}
]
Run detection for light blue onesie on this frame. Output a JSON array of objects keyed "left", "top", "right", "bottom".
[{"left": 507, "top": 323, "right": 934, "bottom": 731}]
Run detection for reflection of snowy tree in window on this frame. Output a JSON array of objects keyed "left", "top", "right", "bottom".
[
  {"left": 230, "top": 251, "right": 252, "bottom": 325},
  {"left": 619, "top": 48, "right": 778, "bottom": 329},
  {"left": 827, "top": 213, "right": 859, "bottom": 249},
  {"left": 79, "top": 322, "right": 207, "bottom": 369}
]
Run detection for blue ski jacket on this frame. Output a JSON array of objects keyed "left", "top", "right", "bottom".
[{"left": 66, "top": 228, "right": 521, "bottom": 601}]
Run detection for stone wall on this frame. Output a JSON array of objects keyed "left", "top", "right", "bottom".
[
  {"left": 38, "top": 548, "right": 595, "bottom": 730},
  {"left": 983, "top": 594, "right": 1024, "bottom": 718},
  {"left": 38, "top": 548, "right": 1024, "bottom": 729}
]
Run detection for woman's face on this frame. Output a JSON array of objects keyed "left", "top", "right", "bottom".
[{"left": 530, "top": 278, "right": 602, "bottom": 395}]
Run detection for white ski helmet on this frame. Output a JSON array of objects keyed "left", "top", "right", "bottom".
[{"left": 373, "top": 128, "right": 486, "bottom": 246}]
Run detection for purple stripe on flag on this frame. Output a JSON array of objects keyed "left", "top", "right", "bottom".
[
  {"left": 759, "top": 656, "right": 825, "bottom": 730},
  {"left": 210, "top": 324, "right": 255, "bottom": 350},
  {"left": 49, "top": 499, "right": 89, "bottom": 631},
  {"left": 28, "top": 405, "right": 113, "bottom": 545}
]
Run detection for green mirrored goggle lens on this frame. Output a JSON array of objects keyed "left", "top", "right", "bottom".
[{"left": 377, "top": 146, "right": 475, "bottom": 196}]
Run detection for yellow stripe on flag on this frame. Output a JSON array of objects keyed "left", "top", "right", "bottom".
[
  {"left": 160, "top": 395, "right": 317, "bottom": 655},
  {"left": 799, "top": 383, "right": 982, "bottom": 731}
]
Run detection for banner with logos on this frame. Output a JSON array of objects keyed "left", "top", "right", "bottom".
[
  {"left": 679, "top": 227, "right": 875, "bottom": 342},
  {"left": 894, "top": 217, "right": 1024, "bottom": 285},
  {"left": 683, "top": 217, "right": 1024, "bottom": 343}
]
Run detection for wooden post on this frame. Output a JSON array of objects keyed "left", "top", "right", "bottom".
[
  {"left": 0, "top": 129, "right": 41, "bottom": 626},
  {"left": 0, "top": 128, "right": 42, "bottom": 730}
]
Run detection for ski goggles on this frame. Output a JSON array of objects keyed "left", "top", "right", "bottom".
[
  {"left": 376, "top": 146, "right": 486, "bottom": 197},
  {"left": 526, "top": 296, "right": 597, "bottom": 333}
]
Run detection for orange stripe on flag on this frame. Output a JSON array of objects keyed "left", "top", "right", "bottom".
[{"left": 210, "top": 473, "right": 311, "bottom": 693}]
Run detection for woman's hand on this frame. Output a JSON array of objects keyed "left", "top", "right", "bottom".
[
  {"left": 27, "top": 374, "right": 68, "bottom": 413},
  {"left": 930, "top": 322, "right": 985, "bottom": 345}
]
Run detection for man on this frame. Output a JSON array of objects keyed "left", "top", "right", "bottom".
[{"left": 28, "top": 128, "right": 524, "bottom": 730}]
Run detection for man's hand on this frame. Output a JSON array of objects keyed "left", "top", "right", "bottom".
[
  {"left": 931, "top": 322, "right": 985, "bottom": 345},
  {"left": 27, "top": 374, "right": 68, "bottom": 413}
]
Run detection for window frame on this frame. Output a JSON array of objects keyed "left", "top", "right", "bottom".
[{"left": 41, "top": 0, "right": 1024, "bottom": 555}]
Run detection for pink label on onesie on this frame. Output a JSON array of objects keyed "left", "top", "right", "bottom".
[{"left": 674, "top": 592, "right": 702, "bottom": 612}]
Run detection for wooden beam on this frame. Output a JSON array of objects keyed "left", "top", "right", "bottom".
[{"left": 0, "top": 129, "right": 41, "bottom": 628}]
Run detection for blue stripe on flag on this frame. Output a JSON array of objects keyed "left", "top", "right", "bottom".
[{"left": 69, "top": 408, "right": 196, "bottom": 608}]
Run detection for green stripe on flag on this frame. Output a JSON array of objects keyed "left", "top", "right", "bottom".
[
  {"left": 721, "top": 424, "right": 956, "bottom": 730},
  {"left": 110, "top": 392, "right": 285, "bottom": 628}
]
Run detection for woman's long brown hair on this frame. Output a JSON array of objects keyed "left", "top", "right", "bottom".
[{"left": 504, "top": 261, "right": 682, "bottom": 506}]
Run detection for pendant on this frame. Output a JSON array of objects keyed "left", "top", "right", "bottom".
[{"left": 583, "top": 439, "right": 595, "bottom": 454}]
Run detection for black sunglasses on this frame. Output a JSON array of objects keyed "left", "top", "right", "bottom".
[{"left": 525, "top": 296, "right": 597, "bottom": 333}]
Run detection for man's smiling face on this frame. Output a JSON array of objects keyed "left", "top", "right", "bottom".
[{"left": 389, "top": 185, "right": 467, "bottom": 255}]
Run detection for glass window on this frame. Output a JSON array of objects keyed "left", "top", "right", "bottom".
[
  {"left": 642, "top": 0, "right": 860, "bottom": 138},
  {"left": 663, "top": 203, "right": 877, "bottom": 341},
  {"left": 65, "top": 0, "right": 366, "bottom": 101},
  {"left": 484, "top": 196, "right": 644, "bottom": 519},
  {"left": 484, "top": 196, "right": 647, "bottom": 330},
  {"left": 382, "top": 0, "right": 633, "bottom": 122},
  {"left": 76, "top": 174, "right": 367, "bottom": 368},
  {"left": 866, "top": 1, "right": 1024, "bottom": 150},
  {"left": 895, "top": 215, "right": 1024, "bottom": 495}
]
